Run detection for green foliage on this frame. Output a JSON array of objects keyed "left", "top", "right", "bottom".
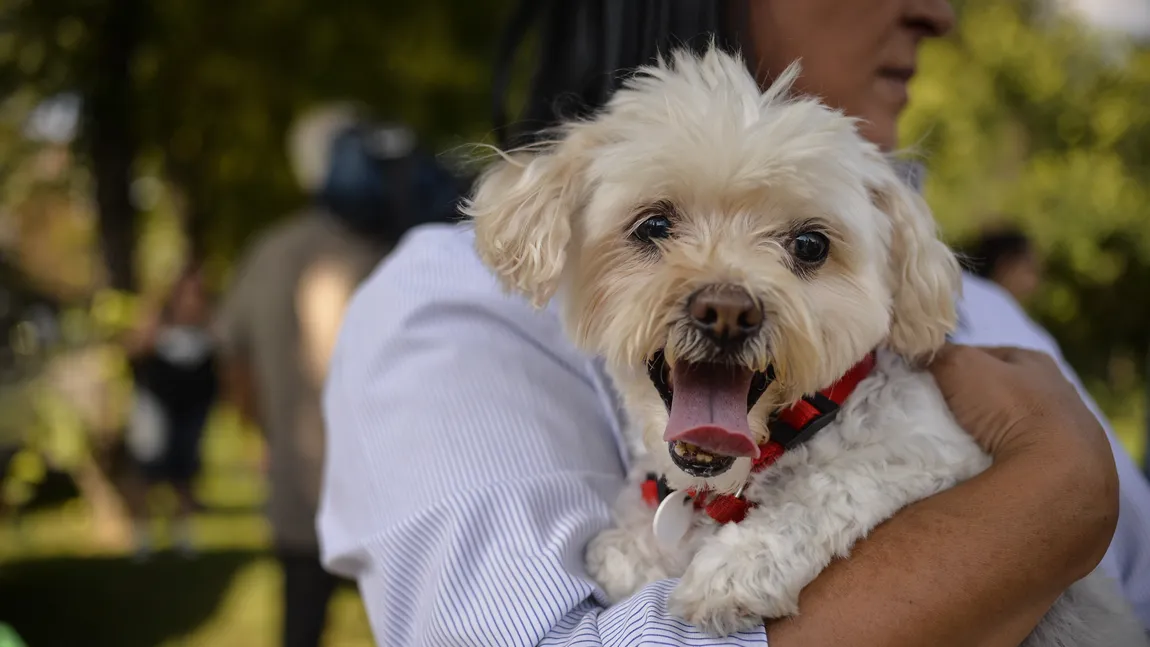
[
  {"left": 902, "top": 0, "right": 1150, "bottom": 394},
  {"left": 0, "top": 0, "right": 1146, "bottom": 395},
  {"left": 0, "top": 0, "right": 515, "bottom": 265}
]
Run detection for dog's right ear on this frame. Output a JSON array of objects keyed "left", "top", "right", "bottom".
[
  {"left": 465, "top": 142, "right": 587, "bottom": 308},
  {"left": 870, "top": 169, "right": 961, "bottom": 364}
]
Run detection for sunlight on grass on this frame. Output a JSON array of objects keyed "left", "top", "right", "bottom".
[
  {"left": 1, "top": 385, "right": 1144, "bottom": 646},
  {"left": 164, "top": 559, "right": 374, "bottom": 647},
  {"left": 0, "top": 414, "right": 374, "bottom": 646}
]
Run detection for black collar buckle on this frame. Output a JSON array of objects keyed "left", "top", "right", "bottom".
[{"left": 767, "top": 392, "right": 841, "bottom": 450}]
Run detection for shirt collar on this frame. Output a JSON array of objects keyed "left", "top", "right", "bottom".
[{"left": 892, "top": 158, "right": 926, "bottom": 193}]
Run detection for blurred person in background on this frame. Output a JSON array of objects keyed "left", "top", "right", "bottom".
[
  {"left": 123, "top": 262, "right": 219, "bottom": 561},
  {"left": 213, "top": 104, "right": 460, "bottom": 647},
  {"left": 967, "top": 225, "right": 1043, "bottom": 304},
  {"left": 318, "top": 1, "right": 1150, "bottom": 646}
]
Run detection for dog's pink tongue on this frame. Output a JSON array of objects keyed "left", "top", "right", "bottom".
[{"left": 664, "top": 364, "right": 759, "bottom": 458}]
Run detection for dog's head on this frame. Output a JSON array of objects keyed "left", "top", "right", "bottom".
[{"left": 467, "top": 47, "right": 960, "bottom": 491}]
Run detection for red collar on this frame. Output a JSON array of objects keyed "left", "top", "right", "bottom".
[{"left": 642, "top": 351, "right": 877, "bottom": 524}]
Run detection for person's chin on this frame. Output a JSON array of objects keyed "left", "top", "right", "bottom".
[
  {"left": 858, "top": 113, "right": 900, "bottom": 152},
  {"left": 877, "top": 75, "right": 910, "bottom": 108},
  {"left": 864, "top": 79, "right": 911, "bottom": 149}
]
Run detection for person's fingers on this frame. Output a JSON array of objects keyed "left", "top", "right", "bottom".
[
  {"left": 1022, "top": 349, "right": 1061, "bottom": 373},
  {"left": 973, "top": 346, "right": 1030, "bottom": 363},
  {"left": 978, "top": 346, "right": 1061, "bottom": 374},
  {"left": 927, "top": 342, "right": 967, "bottom": 370},
  {"left": 929, "top": 341, "right": 960, "bottom": 362},
  {"left": 928, "top": 344, "right": 1062, "bottom": 401},
  {"left": 936, "top": 344, "right": 1055, "bottom": 370},
  {"left": 928, "top": 343, "right": 995, "bottom": 379}
]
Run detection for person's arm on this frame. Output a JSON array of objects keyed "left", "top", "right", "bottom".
[
  {"left": 212, "top": 249, "right": 260, "bottom": 429},
  {"left": 955, "top": 274, "right": 1150, "bottom": 630},
  {"left": 220, "top": 356, "right": 259, "bottom": 428},
  {"left": 768, "top": 345, "right": 1118, "bottom": 647},
  {"left": 1049, "top": 362, "right": 1150, "bottom": 629},
  {"left": 296, "top": 256, "right": 361, "bottom": 389},
  {"left": 319, "top": 227, "right": 767, "bottom": 646},
  {"left": 320, "top": 227, "right": 1118, "bottom": 647}
]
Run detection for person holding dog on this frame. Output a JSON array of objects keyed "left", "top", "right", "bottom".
[{"left": 318, "top": 1, "right": 1150, "bottom": 645}]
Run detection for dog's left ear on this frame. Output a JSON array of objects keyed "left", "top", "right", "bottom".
[
  {"left": 870, "top": 170, "right": 961, "bottom": 363},
  {"left": 465, "top": 138, "right": 589, "bottom": 308}
]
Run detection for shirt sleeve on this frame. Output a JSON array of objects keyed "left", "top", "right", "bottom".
[
  {"left": 955, "top": 274, "right": 1150, "bottom": 630},
  {"left": 317, "top": 225, "right": 768, "bottom": 647}
]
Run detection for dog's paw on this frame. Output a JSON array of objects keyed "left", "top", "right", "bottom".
[
  {"left": 668, "top": 538, "right": 799, "bottom": 635},
  {"left": 585, "top": 528, "right": 667, "bottom": 603},
  {"left": 668, "top": 581, "right": 764, "bottom": 637}
]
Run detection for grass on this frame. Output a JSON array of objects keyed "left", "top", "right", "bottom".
[
  {"left": 0, "top": 552, "right": 374, "bottom": 647},
  {"left": 0, "top": 395, "right": 1146, "bottom": 647},
  {"left": 0, "top": 414, "right": 374, "bottom": 647}
]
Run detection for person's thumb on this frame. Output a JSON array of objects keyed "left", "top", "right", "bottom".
[{"left": 927, "top": 343, "right": 997, "bottom": 385}]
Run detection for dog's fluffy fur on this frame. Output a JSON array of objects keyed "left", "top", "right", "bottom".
[{"left": 466, "top": 47, "right": 1147, "bottom": 644}]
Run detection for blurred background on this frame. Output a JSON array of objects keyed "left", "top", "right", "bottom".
[{"left": 0, "top": 0, "right": 1148, "bottom": 645}]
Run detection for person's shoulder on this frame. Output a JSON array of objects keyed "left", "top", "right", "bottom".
[
  {"left": 229, "top": 213, "right": 315, "bottom": 276},
  {"left": 955, "top": 274, "right": 1060, "bottom": 354},
  {"left": 349, "top": 222, "right": 503, "bottom": 311},
  {"left": 340, "top": 222, "right": 569, "bottom": 352},
  {"left": 958, "top": 273, "right": 1019, "bottom": 319},
  {"left": 371, "top": 221, "right": 486, "bottom": 280},
  {"left": 332, "top": 222, "right": 626, "bottom": 460},
  {"left": 257, "top": 211, "right": 316, "bottom": 246}
]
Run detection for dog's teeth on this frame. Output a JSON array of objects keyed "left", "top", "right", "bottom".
[
  {"left": 697, "top": 453, "right": 713, "bottom": 463},
  {"left": 674, "top": 443, "right": 688, "bottom": 457}
]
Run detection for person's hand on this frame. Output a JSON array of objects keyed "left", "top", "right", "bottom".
[
  {"left": 928, "top": 343, "right": 1112, "bottom": 462},
  {"left": 768, "top": 344, "right": 1121, "bottom": 647},
  {"left": 927, "top": 343, "right": 1119, "bottom": 571}
]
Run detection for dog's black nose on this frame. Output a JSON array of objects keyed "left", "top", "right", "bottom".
[{"left": 687, "top": 284, "right": 762, "bottom": 343}]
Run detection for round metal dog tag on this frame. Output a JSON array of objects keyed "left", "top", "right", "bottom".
[{"left": 653, "top": 489, "right": 695, "bottom": 548}]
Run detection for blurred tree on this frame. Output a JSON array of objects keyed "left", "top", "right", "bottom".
[
  {"left": 85, "top": 0, "right": 141, "bottom": 291},
  {"left": 0, "top": 0, "right": 1145, "bottom": 403},
  {"left": 0, "top": 0, "right": 515, "bottom": 284},
  {"left": 0, "top": 0, "right": 518, "bottom": 539},
  {"left": 0, "top": 0, "right": 143, "bottom": 290},
  {"left": 903, "top": 0, "right": 1150, "bottom": 402}
]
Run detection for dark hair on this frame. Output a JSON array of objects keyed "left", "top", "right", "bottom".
[
  {"left": 318, "top": 123, "right": 462, "bottom": 241},
  {"left": 493, "top": 0, "right": 745, "bottom": 147},
  {"left": 968, "top": 227, "right": 1032, "bottom": 279}
]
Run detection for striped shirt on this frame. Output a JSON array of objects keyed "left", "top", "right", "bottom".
[{"left": 319, "top": 223, "right": 1150, "bottom": 646}]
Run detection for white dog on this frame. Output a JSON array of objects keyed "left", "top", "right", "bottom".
[{"left": 466, "top": 46, "right": 1147, "bottom": 645}]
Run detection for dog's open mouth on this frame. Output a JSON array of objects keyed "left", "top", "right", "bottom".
[{"left": 647, "top": 350, "right": 772, "bottom": 478}]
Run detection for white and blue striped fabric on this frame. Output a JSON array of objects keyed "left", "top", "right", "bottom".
[{"left": 319, "top": 223, "right": 1150, "bottom": 646}]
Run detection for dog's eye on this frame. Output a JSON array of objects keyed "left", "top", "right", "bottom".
[
  {"left": 791, "top": 231, "right": 830, "bottom": 265},
  {"left": 633, "top": 215, "right": 673, "bottom": 243}
]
